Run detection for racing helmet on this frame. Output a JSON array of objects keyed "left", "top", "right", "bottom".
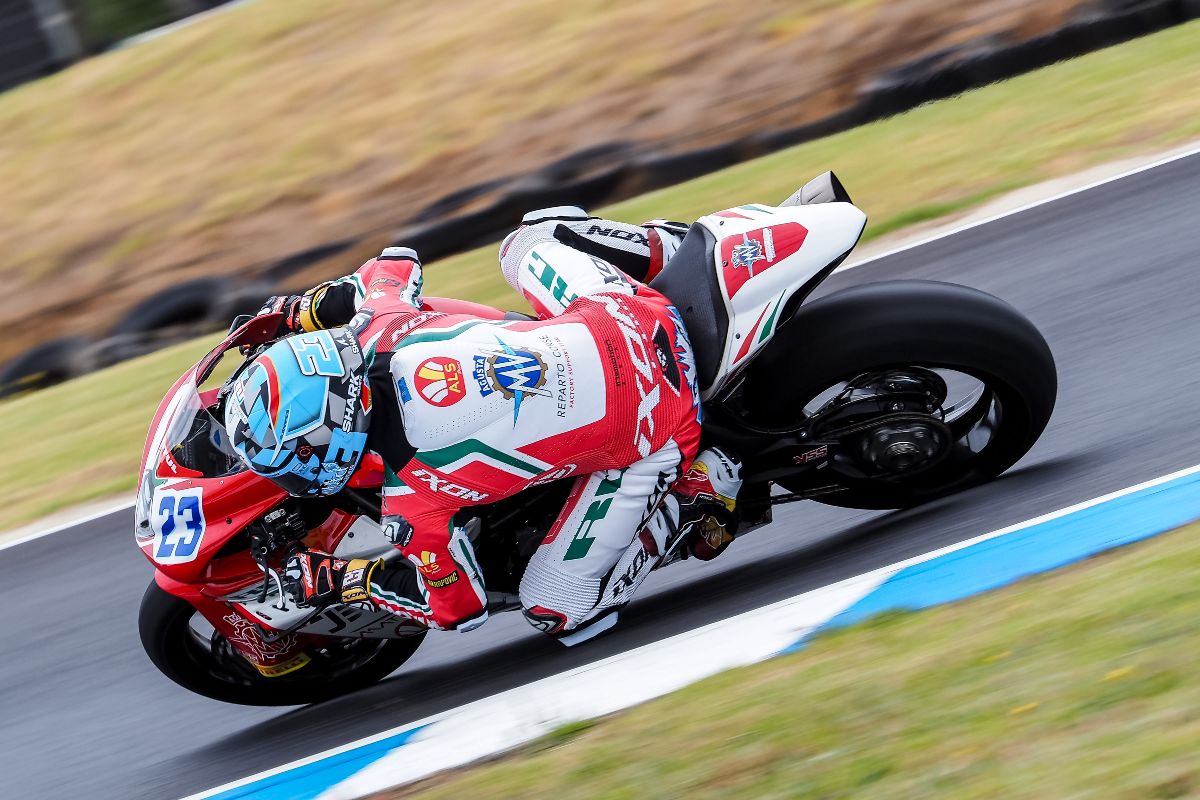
[{"left": 223, "top": 327, "right": 371, "bottom": 496}]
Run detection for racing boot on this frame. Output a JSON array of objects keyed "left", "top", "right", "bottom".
[
  {"left": 283, "top": 550, "right": 383, "bottom": 608},
  {"left": 670, "top": 447, "right": 742, "bottom": 561},
  {"left": 552, "top": 450, "right": 742, "bottom": 648}
]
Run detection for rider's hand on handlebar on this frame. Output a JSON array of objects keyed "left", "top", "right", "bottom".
[
  {"left": 234, "top": 295, "right": 302, "bottom": 354},
  {"left": 257, "top": 295, "right": 303, "bottom": 336}
]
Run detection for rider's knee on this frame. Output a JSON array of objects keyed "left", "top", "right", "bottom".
[{"left": 498, "top": 206, "right": 589, "bottom": 290}]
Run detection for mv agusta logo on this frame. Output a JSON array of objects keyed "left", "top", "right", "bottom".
[
  {"left": 721, "top": 222, "right": 809, "bottom": 299},
  {"left": 730, "top": 237, "right": 766, "bottom": 271},
  {"left": 473, "top": 336, "right": 550, "bottom": 424}
]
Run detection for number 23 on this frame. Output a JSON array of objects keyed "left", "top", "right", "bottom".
[{"left": 155, "top": 493, "right": 204, "bottom": 560}]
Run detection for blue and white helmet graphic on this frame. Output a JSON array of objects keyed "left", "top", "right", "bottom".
[{"left": 223, "top": 328, "right": 371, "bottom": 497}]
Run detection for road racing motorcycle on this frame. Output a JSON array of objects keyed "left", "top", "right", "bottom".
[{"left": 136, "top": 173, "right": 1057, "bottom": 705}]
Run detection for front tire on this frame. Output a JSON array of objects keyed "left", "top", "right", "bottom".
[
  {"left": 139, "top": 582, "right": 425, "bottom": 706},
  {"left": 743, "top": 280, "right": 1056, "bottom": 509}
]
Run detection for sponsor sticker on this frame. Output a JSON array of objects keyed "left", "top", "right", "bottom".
[
  {"left": 341, "top": 375, "right": 363, "bottom": 431},
  {"left": 413, "top": 357, "right": 467, "bottom": 406},
  {"left": 720, "top": 222, "right": 809, "bottom": 299},
  {"left": 472, "top": 336, "right": 550, "bottom": 424},
  {"left": 410, "top": 468, "right": 490, "bottom": 502},
  {"left": 426, "top": 571, "right": 460, "bottom": 589},
  {"left": 410, "top": 550, "right": 453, "bottom": 580},
  {"left": 341, "top": 585, "right": 369, "bottom": 604},
  {"left": 595, "top": 295, "right": 660, "bottom": 457},
  {"left": 563, "top": 471, "right": 623, "bottom": 561},
  {"left": 255, "top": 653, "right": 311, "bottom": 678},
  {"left": 610, "top": 544, "right": 652, "bottom": 600},
  {"left": 527, "top": 250, "right": 579, "bottom": 308},
  {"left": 793, "top": 444, "right": 829, "bottom": 464}
]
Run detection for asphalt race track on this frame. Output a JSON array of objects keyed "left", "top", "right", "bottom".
[{"left": 3, "top": 151, "right": 1200, "bottom": 800}]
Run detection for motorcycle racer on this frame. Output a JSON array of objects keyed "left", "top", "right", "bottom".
[{"left": 223, "top": 209, "right": 741, "bottom": 643}]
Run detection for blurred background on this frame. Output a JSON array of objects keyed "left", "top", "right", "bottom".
[
  {"left": 1, "top": 0, "right": 1187, "bottom": 398},
  {"left": 4, "top": 3, "right": 1200, "bottom": 797}
]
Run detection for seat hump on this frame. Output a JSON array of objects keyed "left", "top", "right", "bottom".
[{"left": 649, "top": 225, "right": 728, "bottom": 392}]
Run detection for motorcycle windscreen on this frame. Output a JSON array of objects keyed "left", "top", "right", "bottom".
[{"left": 135, "top": 373, "right": 244, "bottom": 540}]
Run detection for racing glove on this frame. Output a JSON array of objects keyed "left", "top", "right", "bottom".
[
  {"left": 252, "top": 294, "right": 303, "bottom": 339},
  {"left": 250, "top": 281, "right": 360, "bottom": 340},
  {"left": 284, "top": 551, "right": 383, "bottom": 608}
]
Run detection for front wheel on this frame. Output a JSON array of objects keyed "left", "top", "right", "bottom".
[
  {"left": 742, "top": 280, "right": 1056, "bottom": 509},
  {"left": 139, "top": 582, "right": 425, "bottom": 706}
]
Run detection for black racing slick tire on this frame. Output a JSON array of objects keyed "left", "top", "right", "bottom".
[
  {"left": 138, "top": 581, "right": 425, "bottom": 706},
  {"left": 744, "top": 280, "right": 1056, "bottom": 509}
]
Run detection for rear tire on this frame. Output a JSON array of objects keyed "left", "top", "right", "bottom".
[
  {"left": 743, "top": 280, "right": 1056, "bottom": 509},
  {"left": 139, "top": 581, "right": 424, "bottom": 706}
]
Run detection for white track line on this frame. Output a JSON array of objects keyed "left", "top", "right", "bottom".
[
  {"left": 7, "top": 140, "right": 1200, "bottom": 552},
  {"left": 186, "top": 459, "right": 1200, "bottom": 800},
  {"left": 839, "top": 139, "right": 1200, "bottom": 273},
  {"left": 0, "top": 500, "right": 133, "bottom": 553}
]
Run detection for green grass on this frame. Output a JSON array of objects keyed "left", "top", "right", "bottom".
[
  {"left": 3, "top": 22, "right": 1200, "bottom": 532},
  {"left": 0, "top": 336, "right": 218, "bottom": 530},
  {"left": 427, "top": 19, "right": 1200, "bottom": 310},
  {"left": 0, "top": 0, "right": 884, "bottom": 291},
  {"left": 385, "top": 523, "right": 1200, "bottom": 799}
]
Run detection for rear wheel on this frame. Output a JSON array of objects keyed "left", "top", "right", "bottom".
[
  {"left": 139, "top": 582, "right": 424, "bottom": 706},
  {"left": 742, "top": 280, "right": 1056, "bottom": 509}
]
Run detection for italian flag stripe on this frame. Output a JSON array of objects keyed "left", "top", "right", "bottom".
[
  {"left": 393, "top": 319, "right": 485, "bottom": 348},
  {"left": 760, "top": 293, "right": 786, "bottom": 343},
  {"left": 417, "top": 439, "right": 548, "bottom": 476},
  {"left": 383, "top": 465, "right": 414, "bottom": 497}
]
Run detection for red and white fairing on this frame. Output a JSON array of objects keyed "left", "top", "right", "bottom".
[{"left": 698, "top": 201, "right": 867, "bottom": 400}]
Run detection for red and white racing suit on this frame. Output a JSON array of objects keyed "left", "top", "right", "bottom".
[{"left": 313, "top": 213, "right": 701, "bottom": 637}]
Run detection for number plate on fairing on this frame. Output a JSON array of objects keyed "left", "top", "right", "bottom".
[{"left": 150, "top": 486, "right": 207, "bottom": 565}]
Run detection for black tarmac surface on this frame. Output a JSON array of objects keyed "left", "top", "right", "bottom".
[{"left": 3, "top": 150, "right": 1200, "bottom": 800}]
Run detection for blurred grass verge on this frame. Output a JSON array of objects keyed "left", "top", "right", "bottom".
[
  {"left": 2, "top": 21, "right": 1200, "bottom": 533},
  {"left": 382, "top": 523, "right": 1200, "bottom": 800}
]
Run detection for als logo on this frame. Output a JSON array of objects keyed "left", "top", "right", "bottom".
[
  {"left": 472, "top": 336, "right": 550, "bottom": 424},
  {"left": 413, "top": 357, "right": 466, "bottom": 407},
  {"left": 408, "top": 549, "right": 459, "bottom": 588}
]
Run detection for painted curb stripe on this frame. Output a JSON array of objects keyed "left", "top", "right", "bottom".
[
  {"left": 194, "top": 726, "right": 426, "bottom": 800},
  {"left": 188, "top": 462, "right": 1200, "bottom": 800},
  {"left": 782, "top": 466, "right": 1200, "bottom": 653}
]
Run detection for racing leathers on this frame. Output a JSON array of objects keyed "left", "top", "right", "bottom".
[{"left": 286, "top": 209, "right": 734, "bottom": 640}]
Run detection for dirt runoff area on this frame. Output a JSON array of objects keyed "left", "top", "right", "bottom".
[{"left": 0, "top": 0, "right": 1083, "bottom": 362}]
